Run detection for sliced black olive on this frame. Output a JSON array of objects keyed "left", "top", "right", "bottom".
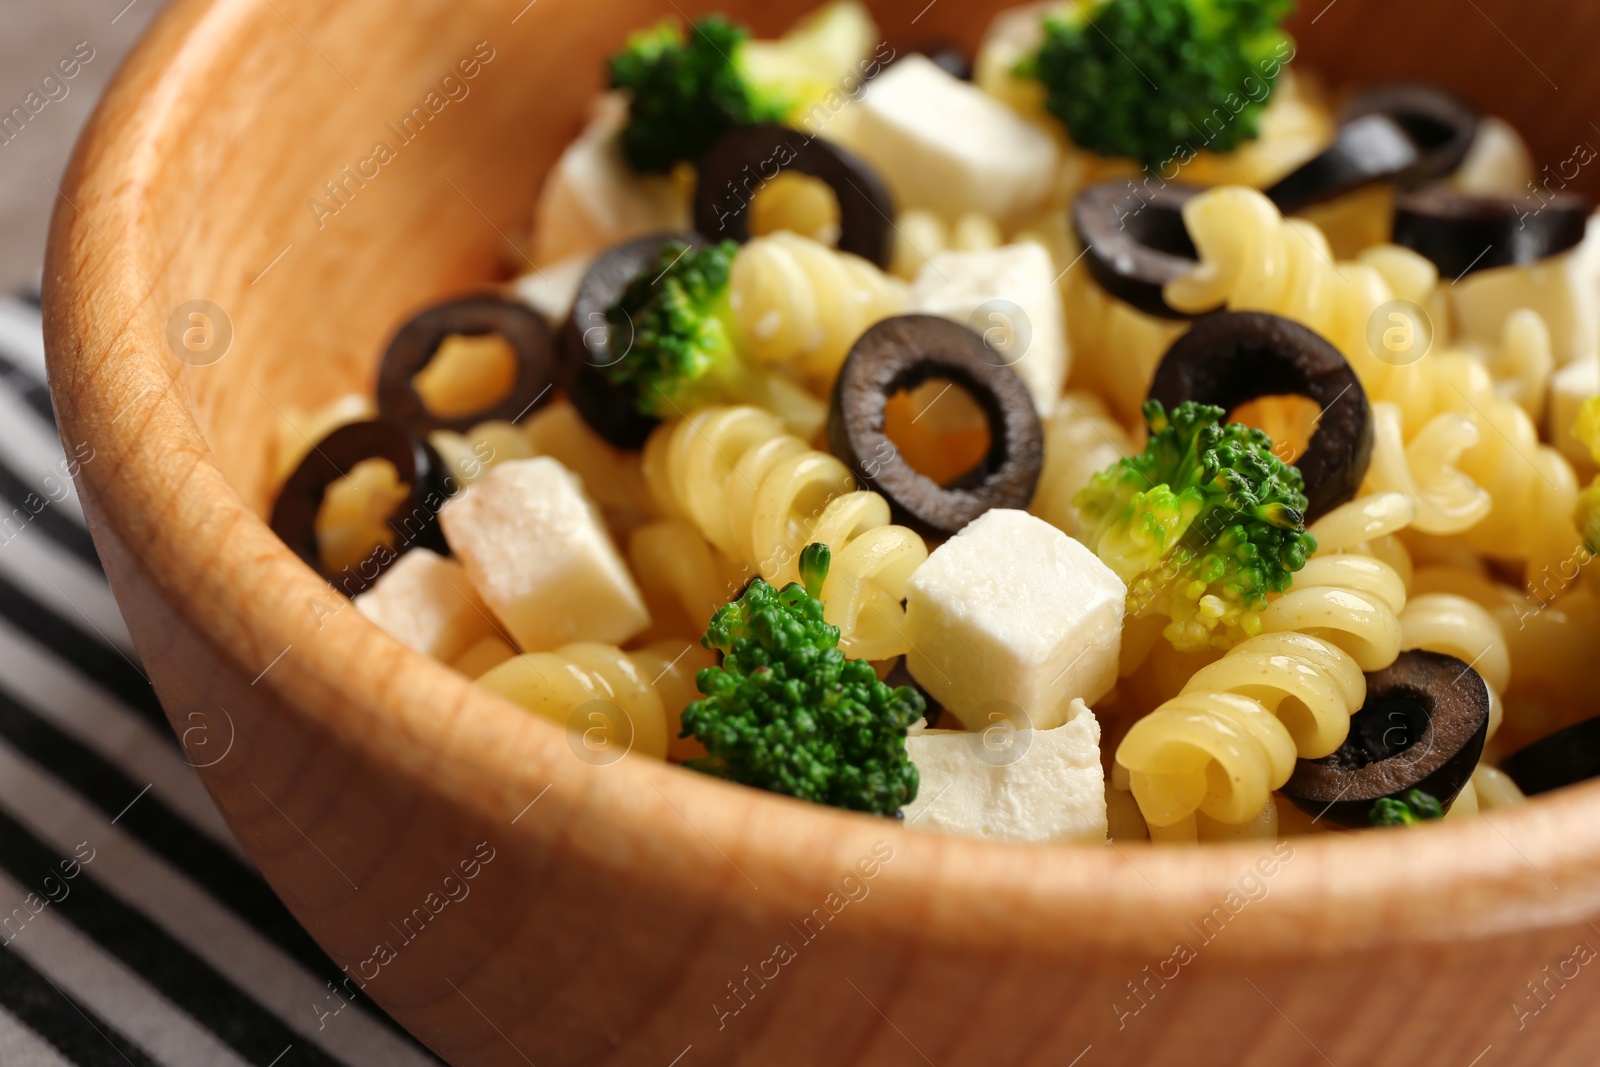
[
  {"left": 1071, "top": 180, "right": 1204, "bottom": 320},
  {"left": 269, "top": 419, "right": 456, "bottom": 597},
  {"left": 1282, "top": 650, "right": 1491, "bottom": 828},
  {"left": 693, "top": 123, "right": 896, "bottom": 268},
  {"left": 1148, "top": 311, "right": 1372, "bottom": 522},
  {"left": 1501, "top": 717, "right": 1600, "bottom": 797},
  {"left": 1340, "top": 83, "right": 1481, "bottom": 184},
  {"left": 828, "top": 315, "right": 1043, "bottom": 539},
  {"left": 1265, "top": 114, "right": 1419, "bottom": 215},
  {"left": 1393, "top": 189, "right": 1592, "bottom": 279},
  {"left": 558, "top": 232, "right": 704, "bottom": 450},
  {"left": 376, "top": 294, "right": 556, "bottom": 436}
]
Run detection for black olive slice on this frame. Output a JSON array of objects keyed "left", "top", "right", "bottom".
[
  {"left": 1282, "top": 650, "right": 1491, "bottom": 828},
  {"left": 693, "top": 124, "right": 896, "bottom": 268},
  {"left": 558, "top": 232, "right": 705, "bottom": 450},
  {"left": 1501, "top": 717, "right": 1600, "bottom": 797},
  {"left": 1393, "top": 189, "right": 1592, "bottom": 280},
  {"left": 1148, "top": 312, "right": 1372, "bottom": 522},
  {"left": 1340, "top": 83, "right": 1481, "bottom": 184},
  {"left": 1265, "top": 114, "right": 1420, "bottom": 215},
  {"left": 828, "top": 315, "right": 1043, "bottom": 539},
  {"left": 269, "top": 419, "right": 456, "bottom": 597},
  {"left": 1071, "top": 180, "right": 1204, "bottom": 320},
  {"left": 376, "top": 294, "right": 556, "bottom": 436}
]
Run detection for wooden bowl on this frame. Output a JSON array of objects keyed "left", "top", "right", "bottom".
[{"left": 43, "top": 0, "right": 1600, "bottom": 1063}]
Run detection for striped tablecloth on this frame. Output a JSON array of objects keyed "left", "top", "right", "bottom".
[{"left": 0, "top": 289, "right": 443, "bottom": 1067}]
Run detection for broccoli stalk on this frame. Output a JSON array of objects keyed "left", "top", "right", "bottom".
[
  {"left": 608, "top": 15, "right": 792, "bottom": 174},
  {"left": 605, "top": 239, "right": 814, "bottom": 423},
  {"left": 680, "top": 543, "right": 924, "bottom": 816},
  {"left": 1368, "top": 789, "right": 1444, "bottom": 827},
  {"left": 1075, "top": 400, "right": 1315, "bottom": 652},
  {"left": 1573, "top": 397, "right": 1600, "bottom": 554},
  {"left": 1018, "top": 0, "right": 1296, "bottom": 169}
]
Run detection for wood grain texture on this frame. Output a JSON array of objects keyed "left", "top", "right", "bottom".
[{"left": 39, "top": 0, "right": 1600, "bottom": 1063}]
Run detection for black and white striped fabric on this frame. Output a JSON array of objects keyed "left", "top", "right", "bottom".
[{"left": 0, "top": 289, "right": 442, "bottom": 1067}]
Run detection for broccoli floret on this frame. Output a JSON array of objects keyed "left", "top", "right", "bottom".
[
  {"left": 1075, "top": 400, "right": 1315, "bottom": 651},
  {"left": 680, "top": 543, "right": 924, "bottom": 816},
  {"left": 1019, "top": 0, "right": 1295, "bottom": 169},
  {"left": 604, "top": 239, "right": 746, "bottom": 418},
  {"left": 1573, "top": 396, "right": 1600, "bottom": 553},
  {"left": 608, "top": 15, "right": 791, "bottom": 174},
  {"left": 1368, "top": 789, "right": 1445, "bottom": 827}
]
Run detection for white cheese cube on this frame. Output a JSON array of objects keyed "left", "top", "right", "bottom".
[
  {"left": 531, "top": 93, "right": 690, "bottom": 266},
  {"left": 355, "top": 549, "right": 495, "bottom": 663},
  {"left": 1448, "top": 116, "right": 1535, "bottom": 195},
  {"left": 440, "top": 457, "right": 649, "bottom": 651},
  {"left": 1550, "top": 355, "right": 1600, "bottom": 476},
  {"left": 1451, "top": 217, "right": 1600, "bottom": 366},
  {"left": 510, "top": 253, "right": 591, "bottom": 326},
  {"left": 833, "top": 54, "right": 1059, "bottom": 224},
  {"left": 902, "top": 700, "right": 1106, "bottom": 843},
  {"left": 904, "top": 509, "right": 1125, "bottom": 730},
  {"left": 911, "top": 243, "right": 1068, "bottom": 416}
]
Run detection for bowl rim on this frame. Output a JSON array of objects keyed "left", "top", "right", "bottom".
[{"left": 42, "top": 0, "right": 1600, "bottom": 962}]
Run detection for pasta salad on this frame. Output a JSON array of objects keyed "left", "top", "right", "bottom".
[{"left": 269, "top": 0, "right": 1600, "bottom": 846}]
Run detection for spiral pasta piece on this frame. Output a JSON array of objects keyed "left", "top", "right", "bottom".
[
  {"left": 477, "top": 642, "right": 674, "bottom": 761},
  {"left": 1029, "top": 391, "right": 1137, "bottom": 539},
  {"left": 1180, "top": 631, "right": 1366, "bottom": 759},
  {"left": 641, "top": 406, "right": 928, "bottom": 659},
  {"left": 1361, "top": 402, "right": 1491, "bottom": 535},
  {"left": 628, "top": 519, "right": 749, "bottom": 638},
  {"left": 888, "top": 209, "right": 1005, "bottom": 280},
  {"left": 1063, "top": 260, "right": 1187, "bottom": 425},
  {"left": 729, "top": 231, "right": 909, "bottom": 384},
  {"left": 1118, "top": 691, "right": 1299, "bottom": 829},
  {"left": 1399, "top": 592, "right": 1509, "bottom": 740}
]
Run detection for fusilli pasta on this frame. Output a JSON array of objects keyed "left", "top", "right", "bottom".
[
  {"left": 1117, "top": 494, "right": 1413, "bottom": 838},
  {"left": 889, "top": 209, "right": 1005, "bottom": 280},
  {"left": 1170, "top": 186, "right": 1584, "bottom": 574},
  {"left": 641, "top": 406, "right": 928, "bottom": 659},
  {"left": 477, "top": 642, "right": 676, "bottom": 761},
  {"left": 729, "top": 231, "right": 909, "bottom": 386},
  {"left": 1030, "top": 391, "right": 1137, "bottom": 538}
]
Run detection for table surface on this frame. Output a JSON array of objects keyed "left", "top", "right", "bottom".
[
  {"left": 0, "top": 1, "right": 162, "bottom": 293},
  {"left": 2, "top": 6, "right": 445, "bottom": 1064}
]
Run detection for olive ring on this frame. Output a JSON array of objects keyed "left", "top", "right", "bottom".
[
  {"left": 559, "top": 232, "right": 705, "bottom": 450},
  {"left": 828, "top": 315, "right": 1044, "bottom": 539},
  {"left": 693, "top": 123, "right": 897, "bottom": 269},
  {"left": 1148, "top": 311, "right": 1373, "bottom": 523},
  {"left": 269, "top": 419, "right": 456, "bottom": 596},
  {"left": 376, "top": 294, "right": 557, "bottom": 436}
]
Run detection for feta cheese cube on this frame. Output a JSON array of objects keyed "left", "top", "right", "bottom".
[
  {"left": 902, "top": 699, "right": 1106, "bottom": 843},
  {"left": 510, "top": 252, "right": 591, "bottom": 326},
  {"left": 1550, "top": 355, "right": 1600, "bottom": 476},
  {"left": 355, "top": 549, "right": 495, "bottom": 663},
  {"left": 904, "top": 509, "right": 1125, "bottom": 730},
  {"left": 1451, "top": 217, "right": 1600, "bottom": 366},
  {"left": 912, "top": 243, "right": 1069, "bottom": 415},
  {"left": 440, "top": 457, "right": 649, "bottom": 651},
  {"left": 833, "top": 54, "right": 1059, "bottom": 224},
  {"left": 531, "top": 93, "right": 690, "bottom": 266}
]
